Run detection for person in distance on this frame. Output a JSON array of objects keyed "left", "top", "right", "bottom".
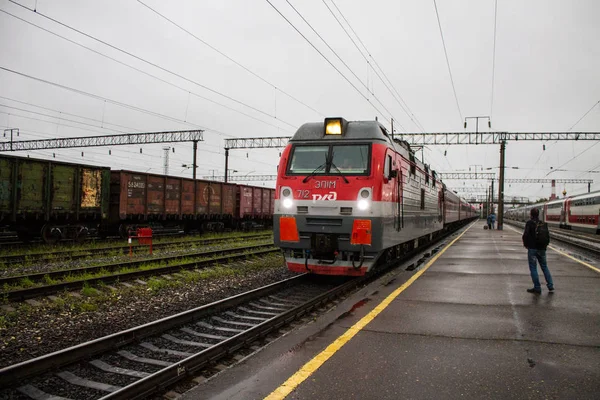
[{"left": 522, "top": 208, "right": 554, "bottom": 294}]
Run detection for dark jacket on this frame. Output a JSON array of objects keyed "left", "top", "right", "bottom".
[{"left": 522, "top": 218, "right": 541, "bottom": 249}]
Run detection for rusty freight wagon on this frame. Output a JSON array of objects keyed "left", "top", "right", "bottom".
[
  {"left": 108, "top": 171, "right": 271, "bottom": 236},
  {"left": 0, "top": 154, "right": 110, "bottom": 242},
  {"left": 237, "top": 185, "right": 275, "bottom": 230}
]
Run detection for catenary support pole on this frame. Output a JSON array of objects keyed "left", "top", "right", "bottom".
[
  {"left": 193, "top": 140, "right": 198, "bottom": 180},
  {"left": 491, "top": 179, "right": 495, "bottom": 214},
  {"left": 498, "top": 140, "right": 506, "bottom": 230},
  {"left": 224, "top": 148, "right": 229, "bottom": 183}
]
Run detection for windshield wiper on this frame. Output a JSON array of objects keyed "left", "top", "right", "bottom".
[
  {"left": 329, "top": 161, "right": 349, "bottom": 183},
  {"left": 302, "top": 161, "right": 327, "bottom": 183}
]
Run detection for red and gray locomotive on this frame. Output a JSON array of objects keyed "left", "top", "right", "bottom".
[{"left": 274, "top": 118, "right": 476, "bottom": 276}]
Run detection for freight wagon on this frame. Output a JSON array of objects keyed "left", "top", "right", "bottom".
[
  {"left": 0, "top": 154, "right": 275, "bottom": 243},
  {"left": 0, "top": 154, "right": 110, "bottom": 242},
  {"left": 107, "top": 171, "right": 275, "bottom": 236}
]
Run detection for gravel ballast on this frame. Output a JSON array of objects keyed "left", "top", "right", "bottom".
[{"left": 0, "top": 253, "right": 294, "bottom": 369}]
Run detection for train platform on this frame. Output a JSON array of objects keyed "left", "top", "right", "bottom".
[{"left": 181, "top": 220, "right": 600, "bottom": 400}]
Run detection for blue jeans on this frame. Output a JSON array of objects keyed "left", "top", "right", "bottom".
[{"left": 528, "top": 248, "right": 554, "bottom": 290}]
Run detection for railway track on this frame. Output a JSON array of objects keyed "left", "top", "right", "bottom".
[
  {"left": 0, "top": 232, "right": 273, "bottom": 264},
  {"left": 0, "top": 274, "right": 350, "bottom": 400},
  {"left": 0, "top": 221, "right": 473, "bottom": 399},
  {"left": 1, "top": 244, "right": 278, "bottom": 301}
]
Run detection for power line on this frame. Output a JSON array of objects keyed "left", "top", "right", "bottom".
[
  {"left": 7, "top": 1, "right": 298, "bottom": 130},
  {"left": 568, "top": 100, "right": 600, "bottom": 131},
  {"left": 0, "top": 8, "right": 293, "bottom": 134},
  {"left": 547, "top": 142, "right": 600, "bottom": 174},
  {"left": 0, "top": 95, "right": 143, "bottom": 132},
  {"left": 0, "top": 104, "right": 131, "bottom": 134},
  {"left": 264, "top": 0, "right": 391, "bottom": 124},
  {"left": 281, "top": 0, "right": 396, "bottom": 125},
  {"left": 314, "top": 0, "right": 404, "bottom": 131},
  {"left": 325, "top": 0, "right": 426, "bottom": 132},
  {"left": 490, "top": 0, "right": 498, "bottom": 119},
  {"left": 0, "top": 66, "right": 252, "bottom": 140},
  {"left": 519, "top": 100, "right": 600, "bottom": 192},
  {"left": 0, "top": 110, "right": 125, "bottom": 137},
  {"left": 432, "top": 0, "right": 463, "bottom": 124},
  {"left": 136, "top": 0, "right": 325, "bottom": 119}
]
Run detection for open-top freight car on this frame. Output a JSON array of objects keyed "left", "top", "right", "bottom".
[
  {"left": 108, "top": 171, "right": 274, "bottom": 236},
  {"left": 0, "top": 154, "right": 275, "bottom": 243},
  {"left": 0, "top": 154, "right": 110, "bottom": 242}
]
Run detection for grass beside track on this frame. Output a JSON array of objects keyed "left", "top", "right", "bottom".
[
  {"left": 1, "top": 239, "right": 276, "bottom": 294},
  {"left": 0, "top": 232, "right": 273, "bottom": 272},
  {"left": 0, "top": 230, "right": 273, "bottom": 257},
  {"left": 0, "top": 252, "right": 287, "bottom": 357}
]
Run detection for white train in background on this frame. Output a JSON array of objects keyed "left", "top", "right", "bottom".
[{"left": 505, "top": 190, "right": 600, "bottom": 234}]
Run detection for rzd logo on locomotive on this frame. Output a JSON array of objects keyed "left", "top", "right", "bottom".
[{"left": 312, "top": 192, "right": 337, "bottom": 201}]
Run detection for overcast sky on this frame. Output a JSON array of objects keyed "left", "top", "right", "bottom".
[{"left": 1, "top": 0, "right": 598, "bottom": 201}]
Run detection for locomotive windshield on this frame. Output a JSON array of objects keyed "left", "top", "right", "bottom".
[{"left": 288, "top": 144, "right": 370, "bottom": 175}]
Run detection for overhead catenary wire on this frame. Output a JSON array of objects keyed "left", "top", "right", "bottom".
[
  {"left": 281, "top": 0, "right": 398, "bottom": 127},
  {"left": 313, "top": 0, "right": 404, "bottom": 131},
  {"left": 6, "top": 1, "right": 299, "bottom": 130},
  {"left": 0, "top": 95, "right": 144, "bottom": 132},
  {"left": 0, "top": 66, "right": 249, "bottom": 140},
  {"left": 0, "top": 7, "right": 294, "bottom": 134},
  {"left": 432, "top": 0, "right": 463, "bottom": 125},
  {"left": 325, "top": 0, "right": 426, "bottom": 133},
  {"left": 136, "top": 0, "right": 325, "bottom": 119},
  {"left": 0, "top": 104, "right": 132, "bottom": 134},
  {"left": 490, "top": 0, "right": 498, "bottom": 119},
  {"left": 567, "top": 100, "right": 600, "bottom": 131},
  {"left": 264, "top": 0, "right": 392, "bottom": 125},
  {"left": 516, "top": 99, "right": 600, "bottom": 195}
]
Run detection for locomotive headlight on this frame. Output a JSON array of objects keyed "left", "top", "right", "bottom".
[
  {"left": 356, "top": 187, "right": 372, "bottom": 211},
  {"left": 281, "top": 186, "right": 293, "bottom": 209},
  {"left": 358, "top": 199, "right": 369, "bottom": 210}
]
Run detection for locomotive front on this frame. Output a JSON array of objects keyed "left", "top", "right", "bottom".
[{"left": 274, "top": 118, "right": 390, "bottom": 276}]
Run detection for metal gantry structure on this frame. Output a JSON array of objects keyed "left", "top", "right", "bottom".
[
  {"left": 402, "top": 130, "right": 599, "bottom": 230},
  {"left": 397, "top": 131, "right": 600, "bottom": 145},
  {"left": 223, "top": 137, "right": 290, "bottom": 183},
  {"left": 0, "top": 129, "right": 204, "bottom": 179},
  {"left": 221, "top": 132, "right": 598, "bottom": 229}
]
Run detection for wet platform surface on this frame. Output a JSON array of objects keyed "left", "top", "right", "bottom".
[{"left": 182, "top": 221, "right": 600, "bottom": 399}]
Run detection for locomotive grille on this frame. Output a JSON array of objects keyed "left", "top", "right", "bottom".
[{"left": 306, "top": 217, "right": 343, "bottom": 226}]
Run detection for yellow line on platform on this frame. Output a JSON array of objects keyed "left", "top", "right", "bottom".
[
  {"left": 264, "top": 222, "right": 476, "bottom": 400},
  {"left": 548, "top": 245, "right": 600, "bottom": 273},
  {"left": 505, "top": 225, "right": 600, "bottom": 274}
]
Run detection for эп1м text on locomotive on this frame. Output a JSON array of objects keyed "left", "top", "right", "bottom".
[
  {"left": 0, "top": 154, "right": 274, "bottom": 243},
  {"left": 273, "top": 117, "right": 477, "bottom": 276}
]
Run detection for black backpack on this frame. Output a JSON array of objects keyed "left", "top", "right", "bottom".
[{"left": 535, "top": 221, "right": 550, "bottom": 248}]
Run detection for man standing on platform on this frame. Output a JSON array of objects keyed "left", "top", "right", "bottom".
[{"left": 522, "top": 208, "right": 554, "bottom": 294}]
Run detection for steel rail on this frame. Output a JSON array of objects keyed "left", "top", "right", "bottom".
[
  {"left": 0, "top": 275, "right": 308, "bottom": 386},
  {"left": 104, "top": 275, "right": 361, "bottom": 400},
  {"left": 0, "top": 233, "right": 272, "bottom": 264},
  {"left": 2, "top": 246, "right": 278, "bottom": 301},
  {"left": 102, "top": 220, "right": 478, "bottom": 400},
  {"left": 1, "top": 242, "right": 274, "bottom": 286},
  {"left": 0, "top": 218, "right": 477, "bottom": 399}
]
